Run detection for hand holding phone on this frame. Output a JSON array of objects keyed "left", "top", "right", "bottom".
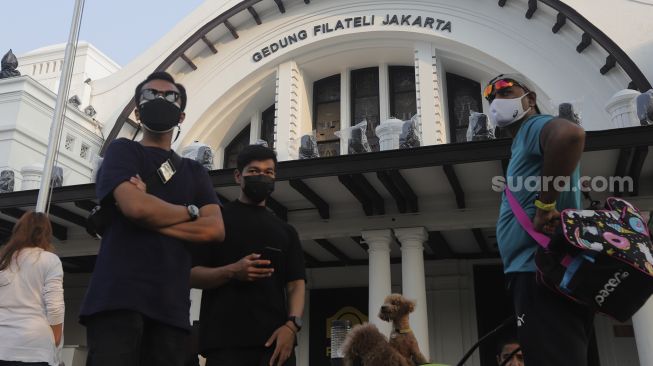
[{"left": 258, "top": 246, "right": 282, "bottom": 269}]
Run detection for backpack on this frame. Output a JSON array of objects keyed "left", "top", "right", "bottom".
[{"left": 506, "top": 189, "right": 653, "bottom": 322}]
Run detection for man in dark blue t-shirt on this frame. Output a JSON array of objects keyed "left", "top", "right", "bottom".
[{"left": 80, "top": 72, "right": 224, "bottom": 366}]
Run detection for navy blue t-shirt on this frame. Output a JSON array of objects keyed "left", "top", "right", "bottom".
[{"left": 80, "top": 138, "right": 219, "bottom": 330}]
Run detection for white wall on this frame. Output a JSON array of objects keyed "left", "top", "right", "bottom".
[
  {"left": 0, "top": 76, "right": 102, "bottom": 189},
  {"left": 85, "top": 0, "right": 649, "bottom": 160},
  {"left": 18, "top": 42, "right": 121, "bottom": 112}
]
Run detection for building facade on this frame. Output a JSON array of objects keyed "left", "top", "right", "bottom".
[{"left": 1, "top": 0, "right": 653, "bottom": 365}]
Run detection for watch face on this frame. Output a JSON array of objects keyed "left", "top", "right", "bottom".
[
  {"left": 293, "top": 317, "right": 303, "bottom": 328},
  {"left": 188, "top": 205, "right": 199, "bottom": 218}
]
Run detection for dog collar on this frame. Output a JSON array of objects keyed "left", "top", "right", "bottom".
[{"left": 396, "top": 328, "right": 412, "bottom": 334}]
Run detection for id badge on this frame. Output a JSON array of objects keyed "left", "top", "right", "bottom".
[{"left": 157, "top": 159, "right": 176, "bottom": 184}]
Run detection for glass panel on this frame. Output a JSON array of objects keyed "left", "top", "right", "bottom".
[
  {"left": 223, "top": 125, "right": 251, "bottom": 169},
  {"left": 315, "top": 102, "right": 341, "bottom": 142},
  {"left": 351, "top": 68, "right": 380, "bottom": 152},
  {"left": 314, "top": 75, "right": 341, "bottom": 104},
  {"left": 313, "top": 74, "right": 342, "bottom": 156},
  {"left": 446, "top": 73, "right": 482, "bottom": 143},
  {"left": 261, "top": 104, "right": 275, "bottom": 150},
  {"left": 352, "top": 96, "right": 380, "bottom": 152},
  {"left": 390, "top": 66, "right": 416, "bottom": 93},
  {"left": 352, "top": 67, "right": 379, "bottom": 98},
  {"left": 392, "top": 92, "right": 417, "bottom": 121},
  {"left": 390, "top": 66, "right": 417, "bottom": 120}
]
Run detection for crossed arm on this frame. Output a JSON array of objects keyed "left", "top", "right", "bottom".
[{"left": 112, "top": 177, "right": 224, "bottom": 242}]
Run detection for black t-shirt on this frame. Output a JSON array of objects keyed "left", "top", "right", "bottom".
[
  {"left": 79, "top": 138, "right": 219, "bottom": 331},
  {"left": 192, "top": 200, "right": 306, "bottom": 353}
]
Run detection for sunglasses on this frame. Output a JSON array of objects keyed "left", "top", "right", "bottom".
[
  {"left": 140, "top": 88, "right": 180, "bottom": 103},
  {"left": 483, "top": 78, "right": 525, "bottom": 101}
]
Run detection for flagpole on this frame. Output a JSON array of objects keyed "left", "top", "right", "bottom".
[{"left": 35, "top": 0, "right": 85, "bottom": 212}]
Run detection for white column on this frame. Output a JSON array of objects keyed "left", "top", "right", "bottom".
[
  {"left": 414, "top": 42, "right": 447, "bottom": 145},
  {"left": 214, "top": 147, "right": 225, "bottom": 169},
  {"left": 21, "top": 164, "right": 43, "bottom": 190},
  {"left": 379, "top": 64, "right": 390, "bottom": 122},
  {"left": 249, "top": 110, "right": 262, "bottom": 144},
  {"left": 633, "top": 297, "right": 653, "bottom": 365},
  {"left": 274, "top": 61, "right": 301, "bottom": 161},
  {"left": 394, "top": 227, "right": 430, "bottom": 360},
  {"left": 605, "top": 89, "right": 640, "bottom": 128},
  {"left": 362, "top": 229, "right": 393, "bottom": 336},
  {"left": 340, "top": 68, "right": 351, "bottom": 156}
]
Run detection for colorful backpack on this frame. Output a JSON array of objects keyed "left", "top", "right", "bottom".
[{"left": 506, "top": 190, "right": 653, "bottom": 322}]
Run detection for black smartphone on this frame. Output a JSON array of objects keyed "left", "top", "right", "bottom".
[{"left": 258, "top": 246, "right": 282, "bottom": 269}]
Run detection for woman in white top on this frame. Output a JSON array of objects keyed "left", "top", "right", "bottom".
[{"left": 0, "top": 211, "right": 64, "bottom": 366}]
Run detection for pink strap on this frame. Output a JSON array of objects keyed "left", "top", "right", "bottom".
[{"left": 504, "top": 188, "right": 551, "bottom": 249}]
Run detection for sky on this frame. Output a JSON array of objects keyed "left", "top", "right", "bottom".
[{"left": 0, "top": 0, "right": 206, "bottom": 66}]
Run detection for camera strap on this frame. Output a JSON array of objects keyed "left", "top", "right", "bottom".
[{"left": 143, "top": 150, "right": 183, "bottom": 190}]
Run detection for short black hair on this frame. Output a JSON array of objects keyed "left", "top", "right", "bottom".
[
  {"left": 134, "top": 71, "right": 187, "bottom": 111},
  {"left": 237, "top": 144, "right": 277, "bottom": 172},
  {"left": 496, "top": 336, "right": 520, "bottom": 355}
]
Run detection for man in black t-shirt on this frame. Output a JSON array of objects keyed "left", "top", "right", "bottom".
[
  {"left": 80, "top": 72, "right": 225, "bottom": 366},
  {"left": 191, "top": 145, "right": 306, "bottom": 366}
]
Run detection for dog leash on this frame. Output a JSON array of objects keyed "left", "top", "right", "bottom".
[{"left": 456, "top": 315, "right": 515, "bottom": 366}]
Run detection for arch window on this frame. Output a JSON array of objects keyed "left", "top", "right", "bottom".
[
  {"left": 446, "top": 73, "right": 482, "bottom": 143},
  {"left": 261, "top": 104, "right": 275, "bottom": 150},
  {"left": 313, "top": 75, "right": 341, "bottom": 157},
  {"left": 351, "top": 67, "right": 380, "bottom": 152},
  {"left": 223, "top": 124, "right": 251, "bottom": 169},
  {"left": 389, "top": 66, "right": 417, "bottom": 121}
]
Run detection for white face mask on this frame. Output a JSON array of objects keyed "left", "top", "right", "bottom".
[{"left": 489, "top": 94, "right": 532, "bottom": 127}]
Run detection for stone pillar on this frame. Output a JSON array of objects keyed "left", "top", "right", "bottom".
[
  {"left": 340, "top": 68, "right": 352, "bottom": 156},
  {"left": 394, "top": 227, "right": 430, "bottom": 360},
  {"left": 414, "top": 42, "right": 447, "bottom": 145},
  {"left": 633, "top": 297, "right": 653, "bottom": 365},
  {"left": 21, "top": 164, "right": 43, "bottom": 190},
  {"left": 274, "top": 61, "right": 301, "bottom": 161},
  {"left": 605, "top": 89, "right": 640, "bottom": 128},
  {"left": 379, "top": 64, "right": 390, "bottom": 122},
  {"left": 362, "top": 229, "right": 393, "bottom": 335},
  {"left": 376, "top": 118, "right": 404, "bottom": 151}
]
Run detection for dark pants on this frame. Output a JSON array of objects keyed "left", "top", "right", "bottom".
[
  {"left": 85, "top": 310, "right": 187, "bottom": 366},
  {"left": 509, "top": 272, "right": 595, "bottom": 366},
  {"left": 0, "top": 362, "right": 49, "bottom": 366},
  {"left": 204, "top": 347, "right": 296, "bottom": 366}
]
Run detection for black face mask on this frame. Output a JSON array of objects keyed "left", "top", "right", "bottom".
[
  {"left": 243, "top": 175, "right": 275, "bottom": 203},
  {"left": 138, "top": 98, "right": 182, "bottom": 133}
]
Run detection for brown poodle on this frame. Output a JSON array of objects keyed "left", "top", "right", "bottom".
[
  {"left": 342, "top": 294, "right": 430, "bottom": 366},
  {"left": 342, "top": 323, "right": 413, "bottom": 366}
]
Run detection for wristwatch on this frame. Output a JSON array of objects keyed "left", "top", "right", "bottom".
[
  {"left": 187, "top": 204, "right": 199, "bottom": 221},
  {"left": 288, "top": 316, "right": 302, "bottom": 332}
]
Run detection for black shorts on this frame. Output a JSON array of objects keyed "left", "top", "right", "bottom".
[{"left": 508, "top": 272, "right": 595, "bottom": 366}]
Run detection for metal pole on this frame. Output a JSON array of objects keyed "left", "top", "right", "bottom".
[{"left": 35, "top": 0, "right": 85, "bottom": 212}]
